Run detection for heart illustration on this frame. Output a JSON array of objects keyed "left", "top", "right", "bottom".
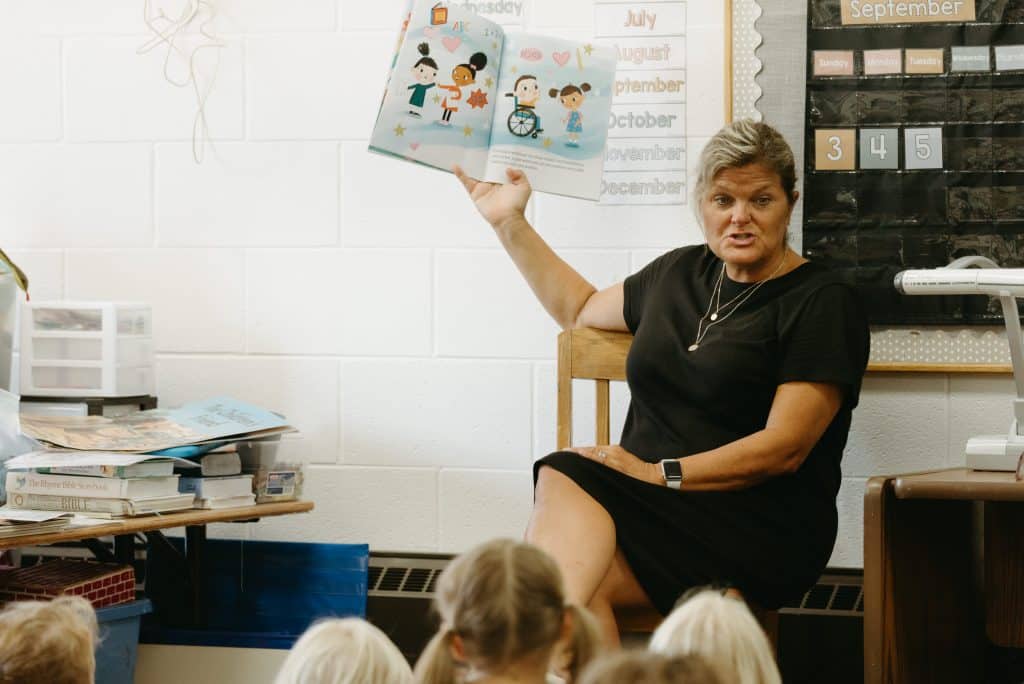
[
  {"left": 410, "top": 143, "right": 421, "bottom": 151},
  {"left": 442, "top": 36, "right": 462, "bottom": 53},
  {"left": 552, "top": 51, "right": 571, "bottom": 67},
  {"left": 424, "top": 26, "right": 439, "bottom": 38}
]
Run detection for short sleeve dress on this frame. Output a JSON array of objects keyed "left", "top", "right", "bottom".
[{"left": 533, "top": 245, "right": 870, "bottom": 613}]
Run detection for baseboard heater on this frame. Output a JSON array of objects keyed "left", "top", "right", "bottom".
[{"left": 366, "top": 552, "right": 865, "bottom": 681}]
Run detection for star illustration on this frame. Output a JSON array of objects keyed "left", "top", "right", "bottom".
[
  {"left": 510, "top": 65, "right": 518, "bottom": 74},
  {"left": 467, "top": 88, "right": 489, "bottom": 109},
  {"left": 394, "top": 124, "right": 406, "bottom": 136},
  {"left": 433, "top": 93, "right": 442, "bottom": 104},
  {"left": 584, "top": 44, "right": 594, "bottom": 56},
  {"left": 463, "top": 125, "right": 474, "bottom": 137},
  {"left": 485, "top": 76, "right": 494, "bottom": 88},
  {"left": 543, "top": 137, "right": 553, "bottom": 148}
]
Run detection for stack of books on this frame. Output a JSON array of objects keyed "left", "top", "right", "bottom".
[
  {"left": 0, "top": 510, "right": 73, "bottom": 539},
  {"left": 175, "top": 444, "right": 256, "bottom": 510},
  {"left": 3, "top": 397, "right": 297, "bottom": 519},
  {"left": 179, "top": 473, "right": 255, "bottom": 510},
  {"left": 4, "top": 466, "right": 193, "bottom": 519}
]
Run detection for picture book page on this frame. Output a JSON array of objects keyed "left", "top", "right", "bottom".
[
  {"left": 368, "top": 0, "right": 505, "bottom": 178},
  {"left": 483, "top": 33, "right": 616, "bottom": 201}
]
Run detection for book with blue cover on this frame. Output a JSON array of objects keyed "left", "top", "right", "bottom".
[{"left": 369, "top": 0, "right": 617, "bottom": 200}]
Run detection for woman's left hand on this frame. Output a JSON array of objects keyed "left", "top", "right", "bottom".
[{"left": 567, "top": 444, "right": 663, "bottom": 485}]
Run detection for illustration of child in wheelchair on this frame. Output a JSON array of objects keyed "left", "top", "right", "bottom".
[{"left": 505, "top": 74, "right": 544, "bottom": 139}]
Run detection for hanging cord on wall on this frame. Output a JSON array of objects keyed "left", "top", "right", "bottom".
[{"left": 138, "top": 0, "right": 225, "bottom": 163}]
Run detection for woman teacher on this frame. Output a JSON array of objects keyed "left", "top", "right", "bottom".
[{"left": 453, "top": 120, "right": 870, "bottom": 643}]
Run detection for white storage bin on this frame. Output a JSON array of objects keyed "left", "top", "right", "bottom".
[{"left": 20, "top": 301, "right": 155, "bottom": 397}]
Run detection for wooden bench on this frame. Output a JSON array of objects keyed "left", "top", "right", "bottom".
[{"left": 556, "top": 327, "right": 779, "bottom": 645}]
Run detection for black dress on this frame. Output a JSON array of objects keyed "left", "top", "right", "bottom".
[{"left": 533, "top": 245, "right": 870, "bottom": 613}]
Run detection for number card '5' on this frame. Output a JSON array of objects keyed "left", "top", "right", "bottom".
[{"left": 904, "top": 127, "right": 943, "bottom": 170}]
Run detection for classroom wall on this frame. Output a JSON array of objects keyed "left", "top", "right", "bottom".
[{"left": 2, "top": 0, "right": 1014, "bottom": 569}]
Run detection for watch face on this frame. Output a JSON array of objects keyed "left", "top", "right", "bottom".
[{"left": 662, "top": 460, "right": 682, "bottom": 479}]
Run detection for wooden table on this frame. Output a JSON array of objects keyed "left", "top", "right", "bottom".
[
  {"left": 1, "top": 501, "right": 314, "bottom": 624},
  {"left": 863, "top": 469, "right": 1024, "bottom": 683}
]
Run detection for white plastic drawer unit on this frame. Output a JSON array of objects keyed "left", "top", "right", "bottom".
[{"left": 20, "top": 301, "right": 155, "bottom": 397}]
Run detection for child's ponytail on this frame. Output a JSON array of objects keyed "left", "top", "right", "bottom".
[
  {"left": 413, "top": 629, "right": 459, "bottom": 684},
  {"left": 563, "top": 603, "right": 601, "bottom": 683}
]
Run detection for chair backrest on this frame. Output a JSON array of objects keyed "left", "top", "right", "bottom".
[{"left": 556, "top": 327, "right": 634, "bottom": 450}]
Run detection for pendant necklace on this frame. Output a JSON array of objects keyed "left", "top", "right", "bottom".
[{"left": 688, "top": 253, "right": 788, "bottom": 353}]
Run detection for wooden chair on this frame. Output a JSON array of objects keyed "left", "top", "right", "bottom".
[{"left": 556, "top": 327, "right": 779, "bottom": 646}]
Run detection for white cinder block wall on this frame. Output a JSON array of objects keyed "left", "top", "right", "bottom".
[{"left": 3, "top": 0, "right": 1013, "bottom": 568}]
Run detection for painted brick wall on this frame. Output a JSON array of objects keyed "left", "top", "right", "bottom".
[{"left": 3, "top": 0, "right": 1011, "bottom": 568}]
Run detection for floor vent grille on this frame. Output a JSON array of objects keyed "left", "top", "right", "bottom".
[
  {"left": 780, "top": 572, "right": 864, "bottom": 617},
  {"left": 369, "top": 555, "right": 449, "bottom": 598},
  {"left": 368, "top": 554, "right": 864, "bottom": 616}
]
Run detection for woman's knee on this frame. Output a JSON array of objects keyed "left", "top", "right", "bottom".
[
  {"left": 534, "top": 467, "right": 609, "bottom": 518},
  {"left": 534, "top": 465, "right": 582, "bottom": 509}
]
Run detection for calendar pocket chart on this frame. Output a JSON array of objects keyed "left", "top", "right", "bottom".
[{"left": 804, "top": 0, "right": 1024, "bottom": 325}]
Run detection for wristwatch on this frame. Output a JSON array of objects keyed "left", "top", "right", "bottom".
[{"left": 660, "top": 459, "right": 683, "bottom": 489}]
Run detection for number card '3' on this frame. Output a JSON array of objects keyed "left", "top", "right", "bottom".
[{"left": 815, "top": 129, "right": 856, "bottom": 170}]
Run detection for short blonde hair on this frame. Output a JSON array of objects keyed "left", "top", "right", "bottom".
[
  {"left": 649, "top": 589, "right": 781, "bottom": 684},
  {"left": 693, "top": 119, "right": 797, "bottom": 210},
  {"left": 0, "top": 595, "right": 98, "bottom": 684},
  {"left": 414, "top": 539, "right": 601, "bottom": 684},
  {"left": 273, "top": 617, "right": 412, "bottom": 684},
  {"left": 580, "top": 650, "right": 725, "bottom": 684}
]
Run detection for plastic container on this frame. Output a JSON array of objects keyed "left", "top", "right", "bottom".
[
  {"left": 142, "top": 540, "right": 368, "bottom": 649},
  {"left": 95, "top": 598, "right": 152, "bottom": 684},
  {"left": 20, "top": 302, "right": 154, "bottom": 397},
  {"left": 237, "top": 437, "right": 304, "bottom": 503}
]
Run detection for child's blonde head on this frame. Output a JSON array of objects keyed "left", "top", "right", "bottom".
[
  {"left": 649, "top": 589, "right": 781, "bottom": 684},
  {"left": 414, "top": 539, "right": 600, "bottom": 683},
  {"left": 274, "top": 617, "right": 412, "bottom": 684},
  {"left": 0, "top": 596, "right": 98, "bottom": 684},
  {"left": 580, "top": 650, "right": 725, "bottom": 684}
]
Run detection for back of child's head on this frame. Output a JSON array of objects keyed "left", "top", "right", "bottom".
[
  {"left": 274, "top": 617, "right": 412, "bottom": 684},
  {"left": 0, "top": 595, "right": 98, "bottom": 684},
  {"left": 649, "top": 589, "right": 781, "bottom": 684},
  {"left": 414, "top": 538, "right": 600, "bottom": 683},
  {"left": 580, "top": 650, "right": 725, "bottom": 684}
]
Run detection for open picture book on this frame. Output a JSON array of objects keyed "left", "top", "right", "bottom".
[{"left": 369, "top": 0, "right": 616, "bottom": 201}]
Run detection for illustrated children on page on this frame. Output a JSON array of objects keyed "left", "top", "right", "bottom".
[
  {"left": 438, "top": 52, "right": 488, "bottom": 125},
  {"left": 550, "top": 82, "right": 590, "bottom": 147},
  {"left": 504, "top": 75, "right": 544, "bottom": 138},
  {"left": 408, "top": 43, "right": 439, "bottom": 117}
]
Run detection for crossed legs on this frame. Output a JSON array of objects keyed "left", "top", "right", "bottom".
[{"left": 525, "top": 465, "right": 656, "bottom": 646}]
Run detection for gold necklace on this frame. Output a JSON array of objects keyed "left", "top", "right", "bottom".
[{"left": 688, "top": 252, "right": 788, "bottom": 353}]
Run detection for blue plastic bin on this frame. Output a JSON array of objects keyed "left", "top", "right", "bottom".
[
  {"left": 95, "top": 599, "right": 151, "bottom": 684},
  {"left": 142, "top": 539, "right": 368, "bottom": 649}
]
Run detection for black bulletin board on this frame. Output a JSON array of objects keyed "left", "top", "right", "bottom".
[{"left": 803, "top": 0, "right": 1024, "bottom": 325}]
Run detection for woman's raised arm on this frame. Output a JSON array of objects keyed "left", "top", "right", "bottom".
[{"left": 453, "top": 165, "right": 627, "bottom": 331}]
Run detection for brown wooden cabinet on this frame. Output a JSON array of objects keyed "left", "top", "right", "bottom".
[{"left": 863, "top": 469, "right": 1024, "bottom": 683}]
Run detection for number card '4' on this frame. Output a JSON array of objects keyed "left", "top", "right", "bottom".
[
  {"left": 860, "top": 128, "right": 899, "bottom": 169},
  {"left": 815, "top": 129, "right": 856, "bottom": 171}
]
